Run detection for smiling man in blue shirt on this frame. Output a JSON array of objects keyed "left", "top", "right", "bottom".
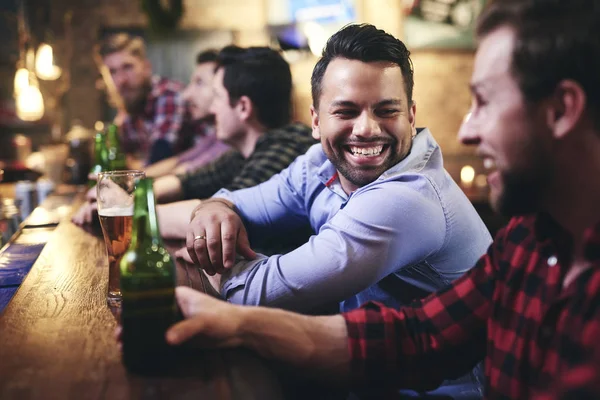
[{"left": 181, "top": 23, "right": 491, "bottom": 398}]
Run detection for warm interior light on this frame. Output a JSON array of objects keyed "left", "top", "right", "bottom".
[
  {"left": 94, "top": 121, "right": 105, "bottom": 131},
  {"left": 14, "top": 68, "right": 30, "bottom": 95},
  {"left": 474, "top": 174, "right": 488, "bottom": 188},
  {"left": 302, "top": 22, "right": 329, "bottom": 57},
  {"left": 35, "top": 43, "right": 61, "bottom": 80},
  {"left": 460, "top": 165, "right": 475, "bottom": 187},
  {"left": 26, "top": 48, "right": 35, "bottom": 70},
  {"left": 16, "top": 85, "right": 45, "bottom": 121}
]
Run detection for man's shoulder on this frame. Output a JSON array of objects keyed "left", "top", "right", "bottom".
[
  {"left": 491, "top": 215, "right": 537, "bottom": 252},
  {"left": 262, "top": 123, "right": 318, "bottom": 154},
  {"left": 268, "top": 123, "right": 313, "bottom": 141}
]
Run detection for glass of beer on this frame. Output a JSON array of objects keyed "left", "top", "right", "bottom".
[{"left": 97, "top": 170, "right": 145, "bottom": 307}]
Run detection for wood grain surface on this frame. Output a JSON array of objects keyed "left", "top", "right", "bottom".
[{"left": 0, "top": 189, "right": 284, "bottom": 400}]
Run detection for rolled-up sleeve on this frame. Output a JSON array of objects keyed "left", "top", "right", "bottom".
[{"left": 217, "top": 180, "right": 448, "bottom": 313}]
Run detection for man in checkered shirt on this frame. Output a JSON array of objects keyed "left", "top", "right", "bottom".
[
  {"left": 152, "top": 1, "right": 600, "bottom": 399},
  {"left": 99, "top": 33, "right": 189, "bottom": 166}
]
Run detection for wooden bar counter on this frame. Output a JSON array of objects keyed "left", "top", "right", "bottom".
[{"left": 0, "top": 186, "right": 285, "bottom": 399}]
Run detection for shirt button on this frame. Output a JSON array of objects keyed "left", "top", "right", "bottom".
[{"left": 547, "top": 256, "right": 558, "bottom": 267}]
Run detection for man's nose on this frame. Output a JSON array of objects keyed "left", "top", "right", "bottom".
[
  {"left": 181, "top": 85, "right": 192, "bottom": 103},
  {"left": 353, "top": 112, "right": 382, "bottom": 137},
  {"left": 112, "top": 71, "right": 127, "bottom": 89},
  {"left": 208, "top": 99, "right": 217, "bottom": 115},
  {"left": 457, "top": 112, "right": 480, "bottom": 146}
]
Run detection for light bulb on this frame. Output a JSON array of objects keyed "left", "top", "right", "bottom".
[
  {"left": 35, "top": 43, "right": 61, "bottom": 80},
  {"left": 26, "top": 48, "right": 35, "bottom": 70},
  {"left": 303, "top": 22, "right": 328, "bottom": 57},
  {"left": 14, "top": 68, "right": 30, "bottom": 95},
  {"left": 460, "top": 165, "right": 475, "bottom": 187},
  {"left": 16, "top": 85, "right": 45, "bottom": 121}
]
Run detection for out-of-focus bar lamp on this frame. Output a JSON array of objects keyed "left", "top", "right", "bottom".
[
  {"left": 14, "top": 42, "right": 61, "bottom": 122},
  {"left": 35, "top": 43, "right": 62, "bottom": 80},
  {"left": 461, "top": 165, "right": 475, "bottom": 188}
]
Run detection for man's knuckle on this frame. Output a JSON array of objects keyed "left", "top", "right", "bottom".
[
  {"left": 206, "top": 238, "right": 221, "bottom": 248},
  {"left": 222, "top": 233, "right": 236, "bottom": 241}
]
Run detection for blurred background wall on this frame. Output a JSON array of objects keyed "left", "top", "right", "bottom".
[{"left": 0, "top": 0, "right": 481, "bottom": 163}]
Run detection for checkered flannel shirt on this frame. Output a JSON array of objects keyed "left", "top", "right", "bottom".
[
  {"left": 119, "top": 76, "right": 185, "bottom": 159},
  {"left": 344, "top": 214, "right": 600, "bottom": 399}
]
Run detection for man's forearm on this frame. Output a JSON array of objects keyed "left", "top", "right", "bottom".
[
  {"left": 157, "top": 200, "right": 201, "bottom": 239},
  {"left": 145, "top": 156, "right": 179, "bottom": 179},
  {"left": 240, "top": 307, "right": 351, "bottom": 386},
  {"left": 153, "top": 175, "right": 183, "bottom": 203}
]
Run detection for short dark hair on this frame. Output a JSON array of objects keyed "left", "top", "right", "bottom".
[
  {"left": 311, "top": 23, "right": 414, "bottom": 109},
  {"left": 216, "top": 45, "right": 292, "bottom": 129},
  {"left": 196, "top": 49, "right": 218, "bottom": 65},
  {"left": 99, "top": 33, "right": 146, "bottom": 59},
  {"left": 477, "top": 0, "right": 600, "bottom": 126}
]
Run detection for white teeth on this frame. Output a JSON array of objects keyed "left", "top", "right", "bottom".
[
  {"left": 483, "top": 158, "right": 495, "bottom": 170},
  {"left": 349, "top": 145, "right": 384, "bottom": 156}
]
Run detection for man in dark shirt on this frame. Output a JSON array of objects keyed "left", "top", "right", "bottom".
[
  {"left": 151, "top": 1, "right": 600, "bottom": 398},
  {"left": 74, "top": 46, "right": 314, "bottom": 234},
  {"left": 149, "top": 46, "right": 315, "bottom": 238}
]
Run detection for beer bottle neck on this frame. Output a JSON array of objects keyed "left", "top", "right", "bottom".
[
  {"left": 130, "top": 178, "right": 162, "bottom": 249},
  {"left": 93, "top": 132, "right": 109, "bottom": 167},
  {"left": 107, "top": 124, "right": 122, "bottom": 151}
]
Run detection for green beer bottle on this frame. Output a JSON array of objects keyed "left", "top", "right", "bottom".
[
  {"left": 119, "top": 177, "right": 179, "bottom": 374},
  {"left": 106, "top": 123, "right": 128, "bottom": 171},
  {"left": 88, "top": 130, "right": 109, "bottom": 188}
]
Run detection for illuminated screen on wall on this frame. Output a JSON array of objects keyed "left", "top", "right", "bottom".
[{"left": 289, "top": 0, "right": 356, "bottom": 24}]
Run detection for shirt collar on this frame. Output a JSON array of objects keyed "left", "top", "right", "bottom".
[
  {"left": 315, "top": 127, "right": 440, "bottom": 193},
  {"left": 379, "top": 128, "right": 438, "bottom": 179},
  {"left": 534, "top": 213, "right": 600, "bottom": 267}
]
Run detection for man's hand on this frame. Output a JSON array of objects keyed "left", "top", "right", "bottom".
[
  {"left": 167, "top": 286, "right": 244, "bottom": 348},
  {"left": 115, "top": 286, "right": 351, "bottom": 385},
  {"left": 175, "top": 247, "right": 222, "bottom": 296},
  {"left": 186, "top": 199, "right": 256, "bottom": 276},
  {"left": 166, "top": 287, "right": 245, "bottom": 348},
  {"left": 114, "top": 287, "right": 244, "bottom": 350},
  {"left": 71, "top": 201, "right": 98, "bottom": 226},
  {"left": 86, "top": 185, "right": 97, "bottom": 202}
]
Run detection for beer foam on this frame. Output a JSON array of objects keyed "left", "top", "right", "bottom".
[{"left": 98, "top": 205, "right": 134, "bottom": 217}]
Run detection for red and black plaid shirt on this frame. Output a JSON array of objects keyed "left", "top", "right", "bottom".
[
  {"left": 119, "top": 76, "right": 185, "bottom": 160},
  {"left": 344, "top": 213, "right": 600, "bottom": 399}
]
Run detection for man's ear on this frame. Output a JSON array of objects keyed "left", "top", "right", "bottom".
[
  {"left": 236, "top": 95, "right": 253, "bottom": 122},
  {"left": 310, "top": 105, "right": 320, "bottom": 141},
  {"left": 409, "top": 101, "right": 417, "bottom": 134},
  {"left": 546, "top": 79, "right": 586, "bottom": 140}
]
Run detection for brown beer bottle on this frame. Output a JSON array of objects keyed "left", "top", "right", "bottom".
[{"left": 119, "top": 177, "right": 178, "bottom": 374}]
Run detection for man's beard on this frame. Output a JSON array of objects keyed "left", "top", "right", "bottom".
[
  {"left": 122, "top": 80, "right": 152, "bottom": 116},
  {"left": 325, "top": 137, "right": 408, "bottom": 188},
  {"left": 495, "top": 168, "right": 550, "bottom": 217}
]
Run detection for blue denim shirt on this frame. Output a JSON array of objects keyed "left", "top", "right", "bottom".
[{"left": 215, "top": 128, "right": 491, "bottom": 398}]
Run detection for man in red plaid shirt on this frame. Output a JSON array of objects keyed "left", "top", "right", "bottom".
[
  {"left": 118, "top": 0, "right": 600, "bottom": 398},
  {"left": 99, "top": 33, "right": 188, "bottom": 166}
]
